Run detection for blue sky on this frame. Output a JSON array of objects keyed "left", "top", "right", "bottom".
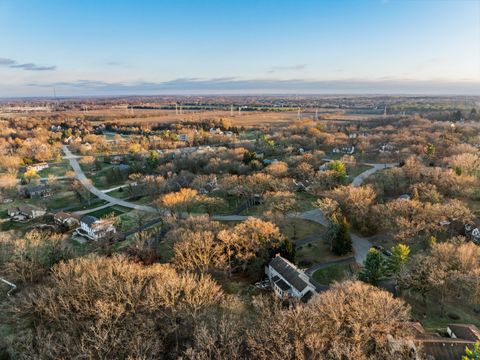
[{"left": 0, "top": 0, "right": 479, "bottom": 96}]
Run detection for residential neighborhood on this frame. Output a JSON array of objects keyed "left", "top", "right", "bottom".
[{"left": 1, "top": 0, "right": 480, "bottom": 358}]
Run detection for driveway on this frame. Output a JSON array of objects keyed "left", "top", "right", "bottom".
[
  {"left": 63, "top": 146, "right": 162, "bottom": 215},
  {"left": 305, "top": 257, "right": 356, "bottom": 277},
  {"left": 351, "top": 162, "right": 398, "bottom": 187},
  {"left": 63, "top": 146, "right": 377, "bottom": 263}
]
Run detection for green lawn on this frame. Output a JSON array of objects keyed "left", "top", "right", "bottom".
[
  {"left": 116, "top": 209, "right": 158, "bottom": 232},
  {"left": 88, "top": 205, "right": 129, "bottom": 219},
  {"left": 45, "top": 191, "right": 80, "bottom": 210},
  {"left": 348, "top": 164, "right": 372, "bottom": 179},
  {"left": 295, "top": 240, "right": 350, "bottom": 268},
  {"left": 157, "top": 238, "right": 175, "bottom": 263},
  {"left": 67, "top": 199, "right": 110, "bottom": 212},
  {"left": 312, "top": 263, "right": 353, "bottom": 284},
  {"left": 37, "top": 162, "right": 71, "bottom": 178},
  {"left": 405, "top": 292, "right": 480, "bottom": 331},
  {"left": 281, "top": 218, "right": 325, "bottom": 241}
]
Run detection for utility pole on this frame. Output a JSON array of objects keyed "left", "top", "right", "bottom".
[{"left": 315, "top": 108, "right": 318, "bottom": 121}]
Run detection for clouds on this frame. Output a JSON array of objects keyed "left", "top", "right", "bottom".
[
  {"left": 23, "top": 77, "right": 480, "bottom": 95},
  {"left": 268, "top": 64, "right": 307, "bottom": 73},
  {"left": 0, "top": 57, "right": 56, "bottom": 71}
]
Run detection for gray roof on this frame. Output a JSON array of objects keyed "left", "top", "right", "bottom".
[
  {"left": 27, "top": 185, "right": 50, "bottom": 193},
  {"left": 448, "top": 324, "right": 480, "bottom": 342},
  {"left": 80, "top": 215, "right": 98, "bottom": 226},
  {"left": 274, "top": 277, "right": 291, "bottom": 292},
  {"left": 269, "top": 256, "right": 309, "bottom": 293}
]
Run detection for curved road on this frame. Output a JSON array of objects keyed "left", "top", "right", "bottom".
[
  {"left": 63, "top": 146, "right": 161, "bottom": 215},
  {"left": 351, "top": 162, "right": 398, "bottom": 187},
  {"left": 64, "top": 146, "right": 395, "bottom": 263}
]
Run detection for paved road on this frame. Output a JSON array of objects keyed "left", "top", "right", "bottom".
[
  {"left": 63, "top": 146, "right": 161, "bottom": 215},
  {"left": 321, "top": 158, "right": 398, "bottom": 187},
  {"left": 351, "top": 162, "right": 398, "bottom": 187},
  {"left": 74, "top": 202, "right": 115, "bottom": 216},
  {"left": 63, "top": 146, "right": 383, "bottom": 263},
  {"left": 101, "top": 184, "right": 133, "bottom": 193},
  {"left": 212, "top": 210, "right": 372, "bottom": 264},
  {"left": 289, "top": 209, "right": 372, "bottom": 264}
]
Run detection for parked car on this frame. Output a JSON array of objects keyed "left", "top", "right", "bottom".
[{"left": 382, "top": 250, "right": 393, "bottom": 257}]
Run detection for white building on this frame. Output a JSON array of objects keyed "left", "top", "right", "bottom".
[
  {"left": 77, "top": 215, "right": 116, "bottom": 240},
  {"left": 26, "top": 162, "right": 49, "bottom": 172},
  {"left": 266, "top": 255, "right": 325, "bottom": 301}
]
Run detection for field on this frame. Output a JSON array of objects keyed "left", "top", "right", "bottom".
[
  {"left": 295, "top": 240, "right": 350, "bottom": 267},
  {"left": 406, "top": 292, "right": 480, "bottom": 331},
  {"left": 312, "top": 262, "right": 355, "bottom": 284}
]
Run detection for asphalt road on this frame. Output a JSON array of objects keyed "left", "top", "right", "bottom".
[
  {"left": 63, "top": 146, "right": 391, "bottom": 264},
  {"left": 63, "top": 146, "right": 161, "bottom": 215}
]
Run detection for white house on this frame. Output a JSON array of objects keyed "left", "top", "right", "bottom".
[
  {"left": 266, "top": 255, "right": 324, "bottom": 302},
  {"left": 26, "top": 162, "right": 49, "bottom": 172},
  {"left": 77, "top": 215, "right": 116, "bottom": 240}
]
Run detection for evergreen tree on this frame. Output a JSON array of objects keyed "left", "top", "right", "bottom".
[
  {"left": 333, "top": 217, "right": 353, "bottom": 255},
  {"left": 359, "top": 248, "right": 386, "bottom": 286},
  {"left": 327, "top": 216, "right": 353, "bottom": 256},
  {"left": 278, "top": 238, "right": 295, "bottom": 262}
]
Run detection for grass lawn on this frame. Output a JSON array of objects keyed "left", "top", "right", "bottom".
[
  {"left": 117, "top": 209, "right": 157, "bottom": 232},
  {"left": 67, "top": 199, "right": 110, "bottom": 212},
  {"left": 295, "top": 240, "right": 350, "bottom": 268},
  {"left": 37, "top": 162, "right": 71, "bottom": 178},
  {"left": 312, "top": 263, "right": 354, "bottom": 284},
  {"left": 405, "top": 292, "right": 480, "bottom": 331},
  {"left": 241, "top": 193, "right": 317, "bottom": 217},
  {"left": 88, "top": 205, "right": 129, "bottom": 219},
  {"left": 294, "top": 192, "right": 317, "bottom": 211},
  {"left": 347, "top": 164, "right": 372, "bottom": 179},
  {"left": 45, "top": 191, "right": 80, "bottom": 210},
  {"left": 66, "top": 237, "right": 96, "bottom": 257},
  {"left": 157, "top": 238, "right": 175, "bottom": 263},
  {"left": 281, "top": 218, "right": 325, "bottom": 241},
  {"left": 212, "top": 272, "right": 261, "bottom": 297}
]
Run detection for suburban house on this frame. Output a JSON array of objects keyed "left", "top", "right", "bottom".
[
  {"left": 77, "top": 215, "right": 116, "bottom": 240},
  {"left": 406, "top": 322, "right": 480, "bottom": 360},
  {"left": 26, "top": 162, "right": 49, "bottom": 172},
  {"left": 465, "top": 223, "right": 480, "bottom": 244},
  {"left": 266, "top": 255, "right": 326, "bottom": 302},
  {"left": 109, "top": 155, "right": 125, "bottom": 165},
  {"left": 178, "top": 134, "right": 189, "bottom": 142},
  {"left": 332, "top": 146, "right": 355, "bottom": 155},
  {"left": 8, "top": 204, "right": 46, "bottom": 221},
  {"left": 54, "top": 211, "right": 79, "bottom": 229},
  {"left": 25, "top": 185, "right": 52, "bottom": 198}
]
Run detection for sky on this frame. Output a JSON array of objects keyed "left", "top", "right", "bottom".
[{"left": 0, "top": 0, "right": 479, "bottom": 97}]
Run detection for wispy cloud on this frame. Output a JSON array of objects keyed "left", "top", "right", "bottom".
[
  {"left": 268, "top": 64, "right": 307, "bottom": 73},
  {"left": 0, "top": 57, "right": 56, "bottom": 71},
  {"left": 24, "top": 77, "right": 480, "bottom": 95},
  {"left": 105, "top": 61, "right": 123, "bottom": 66}
]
